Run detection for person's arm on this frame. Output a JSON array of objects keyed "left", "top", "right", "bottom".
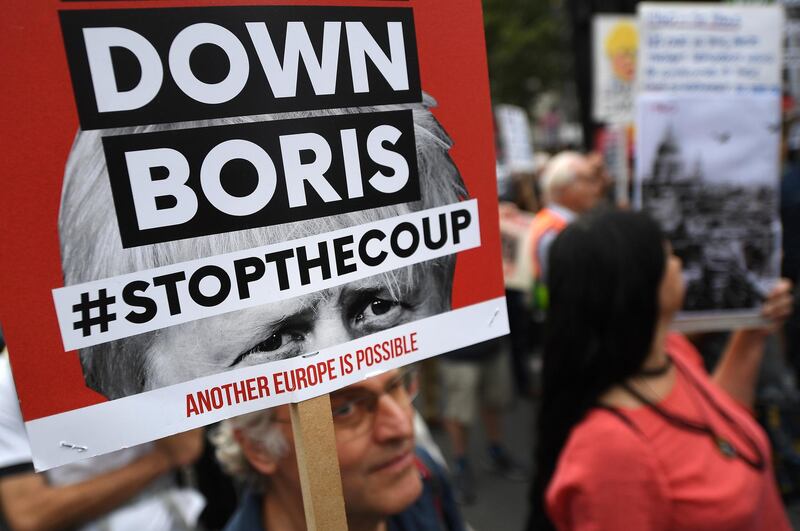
[
  {"left": 0, "top": 429, "right": 203, "bottom": 531},
  {"left": 712, "top": 279, "right": 794, "bottom": 409}
]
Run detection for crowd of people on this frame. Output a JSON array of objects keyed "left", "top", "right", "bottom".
[{"left": 0, "top": 141, "right": 798, "bottom": 531}]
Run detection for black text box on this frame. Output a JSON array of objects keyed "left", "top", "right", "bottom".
[
  {"left": 102, "top": 109, "right": 420, "bottom": 247},
  {"left": 60, "top": 6, "right": 421, "bottom": 130}
]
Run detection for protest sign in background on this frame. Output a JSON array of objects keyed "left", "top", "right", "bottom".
[
  {"left": 495, "top": 104, "right": 536, "bottom": 174},
  {"left": 0, "top": 0, "right": 506, "bottom": 469},
  {"left": 635, "top": 3, "right": 783, "bottom": 331},
  {"left": 637, "top": 3, "right": 783, "bottom": 96},
  {"left": 498, "top": 204, "right": 533, "bottom": 293},
  {"left": 592, "top": 15, "right": 637, "bottom": 123}
]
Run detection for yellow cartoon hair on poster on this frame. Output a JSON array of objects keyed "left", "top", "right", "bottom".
[{"left": 605, "top": 21, "right": 638, "bottom": 83}]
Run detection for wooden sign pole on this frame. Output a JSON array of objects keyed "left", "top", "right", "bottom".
[{"left": 290, "top": 394, "right": 349, "bottom": 531}]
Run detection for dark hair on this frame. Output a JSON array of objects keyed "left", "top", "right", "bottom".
[{"left": 528, "top": 209, "right": 666, "bottom": 530}]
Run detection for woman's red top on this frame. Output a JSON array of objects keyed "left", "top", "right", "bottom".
[{"left": 546, "top": 333, "right": 791, "bottom": 531}]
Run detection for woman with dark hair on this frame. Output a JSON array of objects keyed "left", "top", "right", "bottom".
[{"left": 528, "top": 209, "right": 793, "bottom": 531}]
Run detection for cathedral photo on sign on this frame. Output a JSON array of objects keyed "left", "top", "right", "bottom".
[{"left": 640, "top": 126, "right": 779, "bottom": 312}]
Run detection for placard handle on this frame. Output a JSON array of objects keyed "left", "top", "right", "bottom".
[{"left": 290, "top": 394, "right": 349, "bottom": 531}]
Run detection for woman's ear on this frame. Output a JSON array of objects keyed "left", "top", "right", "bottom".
[{"left": 235, "top": 428, "right": 279, "bottom": 476}]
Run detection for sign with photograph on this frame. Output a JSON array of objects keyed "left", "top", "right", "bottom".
[
  {"left": 0, "top": 0, "right": 507, "bottom": 470},
  {"left": 636, "top": 3, "right": 783, "bottom": 331},
  {"left": 635, "top": 94, "right": 782, "bottom": 329},
  {"left": 593, "top": 15, "right": 638, "bottom": 123}
]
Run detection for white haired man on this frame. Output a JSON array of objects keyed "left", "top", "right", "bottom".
[
  {"left": 528, "top": 151, "right": 602, "bottom": 290},
  {"left": 211, "top": 366, "right": 466, "bottom": 531}
]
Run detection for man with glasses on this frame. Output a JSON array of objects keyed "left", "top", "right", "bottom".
[{"left": 211, "top": 366, "right": 466, "bottom": 531}]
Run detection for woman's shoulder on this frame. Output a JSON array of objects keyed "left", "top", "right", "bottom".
[
  {"left": 547, "top": 408, "right": 671, "bottom": 527},
  {"left": 556, "top": 408, "right": 658, "bottom": 476}
]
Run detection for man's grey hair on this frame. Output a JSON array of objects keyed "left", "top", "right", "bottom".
[
  {"left": 59, "top": 96, "right": 466, "bottom": 399},
  {"left": 210, "top": 408, "right": 288, "bottom": 489},
  {"left": 539, "top": 150, "right": 584, "bottom": 204}
]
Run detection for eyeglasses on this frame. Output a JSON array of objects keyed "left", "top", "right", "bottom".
[
  {"left": 328, "top": 367, "right": 419, "bottom": 441},
  {"left": 272, "top": 367, "right": 419, "bottom": 440}
]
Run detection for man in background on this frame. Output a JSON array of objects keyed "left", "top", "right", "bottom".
[
  {"left": 440, "top": 336, "right": 524, "bottom": 504},
  {"left": 528, "top": 151, "right": 602, "bottom": 307}
]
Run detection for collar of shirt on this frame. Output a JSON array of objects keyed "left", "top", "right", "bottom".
[{"left": 548, "top": 203, "right": 576, "bottom": 223}]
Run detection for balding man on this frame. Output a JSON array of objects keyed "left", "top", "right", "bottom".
[{"left": 529, "top": 152, "right": 602, "bottom": 288}]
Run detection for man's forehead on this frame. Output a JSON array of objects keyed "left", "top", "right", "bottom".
[{"left": 575, "top": 157, "right": 592, "bottom": 172}]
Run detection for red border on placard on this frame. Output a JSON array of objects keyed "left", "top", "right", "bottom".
[{"left": 0, "top": 0, "right": 502, "bottom": 421}]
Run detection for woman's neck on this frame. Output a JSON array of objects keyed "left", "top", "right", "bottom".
[
  {"left": 600, "top": 317, "right": 675, "bottom": 408},
  {"left": 642, "top": 317, "right": 670, "bottom": 372}
]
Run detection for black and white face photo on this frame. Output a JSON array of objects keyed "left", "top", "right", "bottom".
[{"left": 58, "top": 99, "right": 466, "bottom": 399}]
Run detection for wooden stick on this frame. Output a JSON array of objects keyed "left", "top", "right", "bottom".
[{"left": 290, "top": 394, "right": 349, "bottom": 531}]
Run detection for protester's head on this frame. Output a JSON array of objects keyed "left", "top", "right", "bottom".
[
  {"left": 539, "top": 151, "right": 601, "bottom": 213},
  {"left": 530, "top": 209, "right": 680, "bottom": 530},
  {"left": 212, "top": 367, "right": 421, "bottom": 523},
  {"left": 59, "top": 98, "right": 466, "bottom": 399}
]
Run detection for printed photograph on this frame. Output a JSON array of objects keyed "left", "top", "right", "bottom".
[
  {"left": 636, "top": 95, "right": 781, "bottom": 314},
  {"left": 57, "top": 98, "right": 470, "bottom": 399}
]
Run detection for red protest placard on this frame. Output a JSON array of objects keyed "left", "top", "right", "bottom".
[{"left": 0, "top": 0, "right": 506, "bottom": 469}]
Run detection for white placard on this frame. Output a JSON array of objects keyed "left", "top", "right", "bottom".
[
  {"left": 638, "top": 3, "right": 784, "bottom": 96},
  {"left": 53, "top": 200, "right": 480, "bottom": 351},
  {"left": 28, "top": 296, "right": 509, "bottom": 470},
  {"left": 495, "top": 104, "right": 536, "bottom": 173}
]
